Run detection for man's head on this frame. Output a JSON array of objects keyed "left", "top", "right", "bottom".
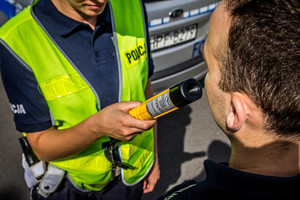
[{"left": 204, "top": 0, "right": 300, "bottom": 141}]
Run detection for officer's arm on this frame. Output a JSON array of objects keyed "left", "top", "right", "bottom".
[{"left": 26, "top": 101, "right": 156, "bottom": 162}]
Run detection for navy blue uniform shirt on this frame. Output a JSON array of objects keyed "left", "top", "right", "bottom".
[
  {"left": 157, "top": 159, "right": 300, "bottom": 200},
  {"left": 0, "top": 0, "right": 154, "bottom": 132}
]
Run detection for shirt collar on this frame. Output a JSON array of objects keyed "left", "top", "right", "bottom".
[{"left": 33, "top": 0, "right": 111, "bottom": 36}]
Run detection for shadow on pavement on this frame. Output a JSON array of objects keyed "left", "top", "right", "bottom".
[
  {"left": 142, "top": 117, "right": 231, "bottom": 200},
  {"left": 0, "top": 186, "right": 28, "bottom": 200},
  {"left": 142, "top": 105, "right": 207, "bottom": 200}
]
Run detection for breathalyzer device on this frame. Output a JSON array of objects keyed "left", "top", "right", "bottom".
[{"left": 129, "top": 78, "right": 202, "bottom": 120}]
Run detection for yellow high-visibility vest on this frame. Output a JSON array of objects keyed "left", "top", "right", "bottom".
[{"left": 0, "top": 0, "right": 154, "bottom": 191}]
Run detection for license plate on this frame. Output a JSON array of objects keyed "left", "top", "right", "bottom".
[{"left": 150, "top": 24, "right": 197, "bottom": 51}]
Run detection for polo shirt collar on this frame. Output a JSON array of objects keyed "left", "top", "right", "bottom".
[{"left": 34, "top": 0, "right": 110, "bottom": 36}]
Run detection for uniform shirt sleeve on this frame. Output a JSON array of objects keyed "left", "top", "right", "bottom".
[{"left": 0, "top": 42, "right": 52, "bottom": 132}]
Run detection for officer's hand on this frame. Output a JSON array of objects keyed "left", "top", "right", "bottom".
[
  {"left": 143, "top": 157, "right": 160, "bottom": 193},
  {"left": 92, "top": 101, "right": 156, "bottom": 141}
]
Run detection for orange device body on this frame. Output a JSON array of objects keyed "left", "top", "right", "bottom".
[
  {"left": 129, "top": 89, "right": 178, "bottom": 120},
  {"left": 129, "top": 78, "right": 202, "bottom": 120}
]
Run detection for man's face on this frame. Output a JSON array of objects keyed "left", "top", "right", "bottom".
[
  {"left": 203, "top": 2, "right": 231, "bottom": 133},
  {"left": 66, "top": 0, "right": 108, "bottom": 17}
]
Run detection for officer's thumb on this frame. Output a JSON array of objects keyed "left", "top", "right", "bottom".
[{"left": 121, "top": 101, "right": 143, "bottom": 112}]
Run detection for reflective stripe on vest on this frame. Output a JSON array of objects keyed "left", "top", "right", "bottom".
[
  {"left": 0, "top": 0, "right": 154, "bottom": 190},
  {"left": 39, "top": 73, "right": 89, "bottom": 101}
]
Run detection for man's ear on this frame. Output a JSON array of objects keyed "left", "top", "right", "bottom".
[{"left": 226, "top": 94, "right": 248, "bottom": 131}]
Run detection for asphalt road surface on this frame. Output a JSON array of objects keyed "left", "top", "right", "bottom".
[{"left": 0, "top": 79, "right": 231, "bottom": 200}]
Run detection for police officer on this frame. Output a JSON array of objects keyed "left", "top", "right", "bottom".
[{"left": 0, "top": 0, "right": 160, "bottom": 199}]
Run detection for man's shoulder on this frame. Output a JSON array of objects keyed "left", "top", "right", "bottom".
[{"left": 157, "top": 180, "right": 205, "bottom": 200}]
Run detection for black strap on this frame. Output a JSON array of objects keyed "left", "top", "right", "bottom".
[
  {"left": 102, "top": 138, "right": 118, "bottom": 150},
  {"left": 103, "top": 139, "right": 136, "bottom": 181}
]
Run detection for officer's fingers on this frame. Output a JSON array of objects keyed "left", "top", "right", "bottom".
[
  {"left": 143, "top": 179, "right": 148, "bottom": 191},
  {"left": 118, "top": 101, "right": 143, "bottom": 112},
  {"left": 143, "top": 182, "right": 155, "bottom": 193},
  {"left": 128, "top": 117, "right": 157, "bottom": 131},
  {"left": 120, "top": 124, "right": 155, "bottom": 142},
  {"left": 121, "top": 132, "right": 140, "bottom": 142}
]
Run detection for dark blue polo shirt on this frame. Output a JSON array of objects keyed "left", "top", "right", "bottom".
[{"left": 0, "top": 0, "right": 154, "bottom": 132}]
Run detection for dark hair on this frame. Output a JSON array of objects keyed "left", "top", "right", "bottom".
[{"left": 220, "top": 0, "right": 300, "bottom": 138}]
